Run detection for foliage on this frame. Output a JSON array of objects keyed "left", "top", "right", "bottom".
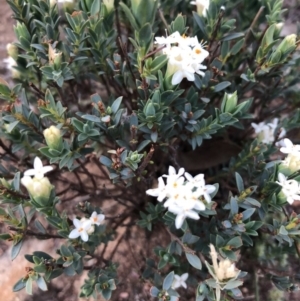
[{"left": 1, "top": 0, "right": 300, "bottom": 300}]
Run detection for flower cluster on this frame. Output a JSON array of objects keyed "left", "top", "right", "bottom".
[
  {"left": 276, "top": 173, "right": 300, "bottom": 205},
  {"left": 251, "top": 118, "right": 285, "bottom": 144},
  {"left": 69, "top": 212, "right": 105, "bottom": 242},
  {"left": 155, "top": 31, "right": 209, "bottom": 85},
  {"left": 146, "top": 166, "right": 216, "bottom": 229},
  {"left": 279, "top": 138, "right": 300, "bottom": 173},
  {"left": 21, "top": 157, "right": 53, "bottom": 202}
]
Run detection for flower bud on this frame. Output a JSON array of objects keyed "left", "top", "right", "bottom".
[
  {"left": 48, "top": 44, "right": 62, "bottom": 69},
  {"left": 279, "top": 154, "right": 300, "bottom": 174},
  {"left": 21, "top": 176, "right": 52, "bottom": 206},
  {"left": 103, "top": 0, "right": 114, "bottom": 13},
  {"left": 191, "top": 0, "right": 210, "bottom": 17},
  {"left": 43, "top": 125, "right": 63, "bottom": 151},
  {"left": 221, "top": 92, "right": 238, "bottom": 113},
  {"left": 277, "top": 34, "right": 297, "bottom": 54},
  {"left": 6, "top": 43, "right": 18, "bottom": 61},
  {"left": 80, "top": 218, "right": 95, "bottom": 234}
]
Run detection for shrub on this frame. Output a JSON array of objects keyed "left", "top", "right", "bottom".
[{"left": 1, "top": 0, "right": 300, "bottom": 300}]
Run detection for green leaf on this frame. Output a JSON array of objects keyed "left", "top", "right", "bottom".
[
  {"left": 100, "top": 155, "right": 112, "bottom": 167},
  {"left": 36, "top": 276, "right": 48, "bottom": 291},
  {"left": 235, "top": 172, "right": 244, "bottom": 193},
  {"left": 11, "top": 239, "right": 24, "bottom": 260},
  {"left": 34, "top": 220, "right": 46, "bottom": 234},
  {"left": 213, "top": 81, "right": 231, "bottom": 92},
  {"left": 223, "top": 280, "right": 243, "bottom": 290},
  {"left": 25, "top": 278, "right": 33, "bottom": 295},
  {"left": 111, "top": 96, "right": 123, "bottom": 114},
  {"left": 220, "top": 32, "right": 244, "bottom": 41},
  {"left": 163, "top": 271, "right": 174, "bottom": 290},
  {"left": 226, "top": 236, "right": 243, "bottom": 249},
  {"left": 150, "top": 55, "right": 168, "bottom": 72},
  {"left": 185, "top": 253, "right": 202, "bottom": 270},
  {"left": 119, "top": 2, "right": 139, "bottom": 31},
  {"left": 13, "top": 278, "right": 26, "bottom": 292}
]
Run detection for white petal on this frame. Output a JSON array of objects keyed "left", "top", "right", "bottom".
[
  {"left": 172, "top": 71, "right": 184, "bottom": 85},
  {"left": 82, "top": 219, "right": 93, "bottom": 230},
  {"left": 175, "top": 213, "right": 186, "bottom": 229},
  {"left": 178, "top": 167, "right": 185, "bottom": 176},
  {"left": 34, "top": 157, "right": 43, "bottom": 170},
  {"left": 184, "top": 172, "right": 193, "bottom": 182},
  {"left": 181, "top": 281, "right": 187, "bottom": 289},
  {"left": 81, "top": 231, "right": 89, "bottom": 242},
  {"left": 168, "top": 166, "right": 176, "bottom": 175},
  {"left": 41, "top": 166, "right": 53, "bottom": 174},
  {"left": 73, "top": 218, "right": 81, "bottom": 228},
  {"left": 194, "top": 201, "right": 206, "bottom": 211},
  {"left": 278, "top": 173, "right": 286, "bottom": 184},
  {"left": 146, "top": 188, "right": 160, "bottom": 197},
  {"left": 24, "top": 169, "right": 36, "bottom": 176},
  {"left": 181, "top": 273, "right": 189, "bottom": 281},
  {"left": 69, "top": 229, "right": 80, "bottom": 239},
  {"left": 185, "top": 71, "right": 195, "bottom": 82},
  {"left": 185, "top": 210, "right": 200, "bottom": 220}
]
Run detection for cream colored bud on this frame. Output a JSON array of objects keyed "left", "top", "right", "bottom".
[
  {"left": 80, "top": 218, "right": 95, "bottom": 234},
  {"left": 21, "top": 176, "right": 52, "bottom": 200},
  {"left": 103, "top": 0, "right": 114, "bottom": 13},
  {"left": 283, "top": 154, "right": 300, "bottom": 173},
  {"left": 43, "top": 125, "right": 62, "bottom": 150},
  {"left": 6, "top": 43, "right": 18, "bottom": 60},
  {"left": 277, "top": 34, "right": 297, "bottom": 54}
]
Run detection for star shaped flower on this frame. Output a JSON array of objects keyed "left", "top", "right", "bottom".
[
  {"left": 69, "top": 218, "right": 93, "bottom": 242},
  {"left": 276, "top": 173, "right": 300, "bottom": 204},
  {"left": 172, "top": 273, "right": 189, "bottom": 289},
  {"left": 24, "top": 157, "right": 53, "bottom": 180},
  {"left": 90, "top": 211, "right": 105, "bottom": 226}
]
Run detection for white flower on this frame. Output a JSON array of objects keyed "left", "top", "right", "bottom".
[
  {"left": 90, "top": 211, "right": 105, "bottom": 226},
  {"left": 24, "top": 157, "right": 53, "bottom": 180},
  {"left": 251, "top": 118, "right": 285, "bottom": 144},
  {"left": 185, "top": 172, "right": 216, "bottom": 202},
  {"left": 69, "top": 218, "right": 93, "bottom": 242},
  {"left": 172, "top": 273, "right": 189, "bottom": 289},
  {"left": 163, "top": 165, "right": 185, "bottom": 179},
  {"left": 276, "top": 173, "right": 300, "bottom": 204},
  {"left": 155, "top": 31, "right": 209, "bottom": 86},
  {"left": 280, "top": 138, "right": 300, "bottom": 155},
  {"left": 190, "top": 0, "right": 210, "bottom": 17},
  {"left": 146, "top": 177, "right": 168, "bottom": 202},
  {"left": 168, "top": 199, "right": 200, "bottom": 229},
  {"left": 3, "top": 57, "right": 16, "bottom": 70}
]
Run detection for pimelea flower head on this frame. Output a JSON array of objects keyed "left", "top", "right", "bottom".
[
  {"left": 276, "top": 173, "right": 300, "bottom": 205},
  {"left": 205, "top": 244, "right": 242, "bottom": 301},
  {"left": 155, "top": 31, "right": 209, "bottom": 86},
  {"left": 146, "top": 166, "right": 217, "bottom": 229},
  {"left": 251, "top": 118, "right": 285, "bottom": 144},
  {"left": 69, "top": 218, "right": 93, "bottom": 242},
  {"left": 172, "top": 273, "right": 189, "bottom": 289},
  {"left": 24, "top": 157, "right": 53, "bottom": 180},
  {"left": 43, "top": 125, "right": 63, "bottom": 150},
  {"left": 190, "top": 0, "right": 210, "bottom": 17},
  {"left": 279, "top": 139, "right": 300, "bottom": 174}
]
